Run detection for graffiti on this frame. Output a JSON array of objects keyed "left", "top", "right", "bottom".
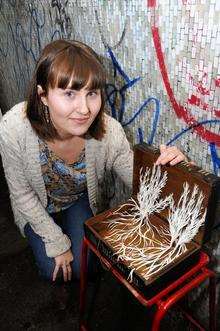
[
  {"left": 215, "top": 78, "right": 220, "bottom": 88},
  {"left": 15, "top": 3, "right": 46, "bottom": 62},
  {"left": 0, "top": 21, "right": 27, "bottom": 98},
  {"left": 105, "top": 47, "right": 141, "bottom": 123},
  {"left": 166, "top": 119, "right": 220, "bottom": 146},
  {"left": 0, "top": 1, "right": 71, "bottom": 64},
  {"left": 0, "top": 0, "right": 16, "bottom": 9},
  {"left": 147, "top": 0, "right": 156, "bottom": 7},
  {"left": 94, "top": 7, "right": 128, "bottom": 50},
  {"left": 151, "top": 26, "right": 220, "bottom": 146},
  {"left": 0, "top": 1, "right": 66, "bottom": 104},
  {"left": 137, "top": 127, "right": 144, "bottom": 144},
  {"left": 94, "top": 0, "right": 161, "bottom": 145},
  {"left": 0, "top": 0, "right": 219, "bottom": 174},
  {"left": 188, "top": 95, "right": 220, "bottom": 118},
  {"left": 187, "top": 73, "right": 220, "bottom": 118},
  {"left": 0, "top": 2, "right": 48, "bottom": 105},
  {"left": 8, "top": 0, "right": 16, "bottom": 7},
  {"left": 181, "top": 0, "right": 195, "bottom": 4},
  {"left": 209, "top": 143, "right": 220, "bottom": 175},
  {"left": 105, "top": 47, "right": 160, "bottom": 145},
  {"left": 147, "top": 0, "right": 220, "bottom": 172},
  {"left": 51, "top": 0, "right": 72, "bottom": 39}
]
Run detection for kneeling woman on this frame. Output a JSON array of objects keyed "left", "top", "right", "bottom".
[{"left": 0, "top": 40, "right": 186, "bottom": 288}]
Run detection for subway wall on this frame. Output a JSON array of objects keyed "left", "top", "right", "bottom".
[{"left": 0, "top": 0, "right": 220, "bottom": 174}]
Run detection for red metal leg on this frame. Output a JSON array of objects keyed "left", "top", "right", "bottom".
[
  {"left": 79, "top": 237, "right": 89, "bottom": 330},
  {"left": 151, "top": 300, "right": 167, "bottom": 331},
  {"left": 152, "top": 269, "right": 215, "bottom": 331},
  {"left": 180, "top": 309, "right": 205, "bottom": 331},
  {"left": 152, "top": 299, "right": 205, "bottom": 331},
  {"left": 80, "top": 326, "right": 88, "bottom": 331},
  {"left": 79, "top": 239, "right": 216, "bottom": 331},
  {"left": 209, "top": 273, "right": 217, "bottom": 331}
]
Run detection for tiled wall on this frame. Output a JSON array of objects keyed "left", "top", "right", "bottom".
[{"left": 0, "top": 0, "right": 220, "bottom": 173}]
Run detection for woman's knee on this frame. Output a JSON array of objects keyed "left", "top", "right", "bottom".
[
  {"left": 37, "top": 258, "right": 55, "bottom": 281},
  {"left": 24, "top": 223, "right": 56, "bottom": 281}
]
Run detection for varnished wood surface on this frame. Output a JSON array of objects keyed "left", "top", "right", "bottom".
[
  {"left": 133, "top": 143, "right": 220, "bottom": 243},
  {"left": 85, "top": 206, "right": 199, "bottom": 285},
  {"left": 84, "top": 143, "right": 220, "bottom": 290}
]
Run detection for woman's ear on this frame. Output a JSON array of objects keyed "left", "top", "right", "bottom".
[{"left": 37, "top": 85, "right": 48, "bottom": 106}]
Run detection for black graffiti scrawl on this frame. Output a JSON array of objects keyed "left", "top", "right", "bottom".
[{"left": 51, "top": 0, "right": 72, "bottom": 39}]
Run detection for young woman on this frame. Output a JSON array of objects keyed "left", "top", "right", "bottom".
[{"left": 0, "top": 40, "right": 186, "bottom": 286}]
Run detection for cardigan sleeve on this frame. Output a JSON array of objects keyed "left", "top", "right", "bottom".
[
  {"left": 0, "top": 117, "right": 71, "bottom": 258},
  {"left": 108, "top": 118, "right": 134, "bottom": 191}
]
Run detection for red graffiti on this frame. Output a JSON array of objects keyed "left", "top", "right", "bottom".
[
  {"left": 189, "top": 73, "right": 210, "bottom": 95},
  {"left": 188, "top": 74, "right": 210, "bottom": 95},
  {"left": 196, "top": 83, "right": 210, "bottom": 96},
  {"left": 188, "top": 95, "right": 204, "bottom": 108},
  {"left": 147, "top": 0, "right": 156, "bottom": 7},
  {"left": 187, "top": 95, "right": 220, "bottom": 118},
  {"left": 215, "top": 78, "right": 220, "bottom": 87},
  {"left": 187, "top": 73, "right": 220, "bottom": 116},
  {"left": 147, "top": 1, "right": 220, "bottom": 145},
  {"left": 182, "top": 0, "right": 194, "bottom": 4}
]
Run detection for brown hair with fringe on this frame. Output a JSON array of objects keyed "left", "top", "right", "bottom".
[{"left": 26, "top": 39, "right": 106, "bottom": 141}]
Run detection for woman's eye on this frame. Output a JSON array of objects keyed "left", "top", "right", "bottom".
[
  {"left": 88, "top": 90, "right": 99, "bottom": 97},
  {"left": 65, "top": 90, "right": 75, "bottom": 98}
]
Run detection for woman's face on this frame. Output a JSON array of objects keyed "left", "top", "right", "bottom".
[{"left": 40, "top": 85, "right": 102, "bottom": 139}]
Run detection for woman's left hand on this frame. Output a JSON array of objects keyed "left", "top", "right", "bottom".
[{"left": 155, "top": 144, "right": 187, "bottom": 166}]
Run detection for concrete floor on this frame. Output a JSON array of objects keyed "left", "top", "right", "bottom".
[{"left": 0, "top": 160, "right": 219, "bottom": 331}]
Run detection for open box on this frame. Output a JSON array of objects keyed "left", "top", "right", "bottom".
[{"left": 84, "top": 143, "right": 220, "bottom": 298}]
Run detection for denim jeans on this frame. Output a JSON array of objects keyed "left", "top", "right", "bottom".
[{"left": 24, "top": 193, "right": 95, "bottom": 282}]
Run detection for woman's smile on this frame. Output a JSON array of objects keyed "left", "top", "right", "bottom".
[{"left": 69, "top": 117, "right": 89, "bottom": 124}]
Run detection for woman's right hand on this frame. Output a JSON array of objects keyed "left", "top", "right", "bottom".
[{"left": 53, "top": 249, "right": 74, "bottom": 282}]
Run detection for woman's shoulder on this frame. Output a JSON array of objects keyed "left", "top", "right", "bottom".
[
  {"left": 100, "top": 113, "right": 129, "bottom": 150},
  {"left": 104, "top": 113, "right": 121, "bottom": 126},
  {"left": 0, "top": 101, "right": 28, "bottom": 132},
  {"left": 103, "top": 113, "right": 124, "bottom": 135},
  {"left": 1, "top": 101, "right": 27, "bottom": 122}
]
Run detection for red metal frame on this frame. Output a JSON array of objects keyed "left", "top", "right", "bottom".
[{"left": 79, "top": 236, "right": 216, "bottom": 331}]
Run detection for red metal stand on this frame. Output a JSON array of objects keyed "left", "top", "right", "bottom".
[{"left": 79, "top": 237, "right": 216, "bottom": 331}]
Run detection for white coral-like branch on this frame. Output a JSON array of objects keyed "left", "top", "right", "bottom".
[
  {"left": 103, "top": 166, "right": 206, "bottom": 283},
  {"left": 104, "top": 165, "right": 172, "bottom": 247},
  {"left": 137, "top": 165, "right": 171, "bottom": 218},
  {"left": 168, "top": 182, "right": 206, "bottom": 248},
  {"left": 126, "top": 182, "right": 206, "bottom": 281}
]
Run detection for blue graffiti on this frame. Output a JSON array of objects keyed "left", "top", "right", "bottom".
[
  {"left": 137, "top": 128, "right": 144, "bottom": 144},
  {"left": 106, "top": 47, "right": 141, "bottom": 123},
  {"left": 166, "top": 119, "right": 220, "bottom": 146},
  {"left": 209, "top": 143, "right": 220, "bottom": 175},
  {"left": 125, "top": 97, "right": 160, "bottom": 145},
  {"left": 0, "top": 1, "right": 65, "bottom": 101},
  {"left": 15, "top": 3, "right": 46, "bottom": 62},
  {"left": 8, "top": 0, "right": 16, "bottom": 7},
  {"left": 105, "top": 47, "right": 160, "bottom": 145},
  {"left": 166, "top": 119, "right": 220, "bottom": 174},
  {"left": 105, "top": 48, "right": 220, "bottom": 172},
  {"left": 0, "top": 22, "right": 27, "bottom": 93}
]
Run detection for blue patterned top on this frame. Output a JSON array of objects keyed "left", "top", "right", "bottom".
[{"left": 38, "top": 139, "right": 87, "bottom": 213}]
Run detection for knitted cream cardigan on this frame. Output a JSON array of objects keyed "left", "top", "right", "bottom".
[{"left": 0, "top": 102, "right": 133, "bottom": 257}]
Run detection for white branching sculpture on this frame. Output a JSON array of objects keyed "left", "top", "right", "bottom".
[
  {"left": 136, "top": 165, "right": 172, "bottom": 222},
  {"left": 167, "top": 183, "right": 205, "bottom": 248},
  {"left": 103, "top": 166, "right": 206, "bottom": 282},
  {"left": 105, "top": 165, "right": 173, "bottom": 247}
]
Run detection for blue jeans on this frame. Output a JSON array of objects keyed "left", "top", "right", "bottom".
[{"left": 24, "top": 193, "right": 95, "bottom": 282}]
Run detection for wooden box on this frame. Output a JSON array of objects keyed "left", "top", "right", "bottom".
[{"left": 84, "top": 143, "right": 220, "bottom": 298}]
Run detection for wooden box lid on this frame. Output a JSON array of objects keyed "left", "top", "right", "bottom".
[{"left": 133, "top": 143, "right": 220, "bottom": 245}]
